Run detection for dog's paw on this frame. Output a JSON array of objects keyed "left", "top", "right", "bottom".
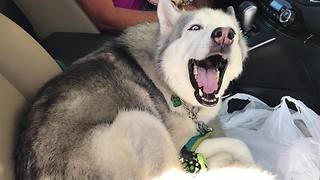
[
  {"left": 152, "top": 167, "right": 275, "bottom": 180},
  {"left": 196, "top": 137, "right": 255, "bottom": 168},
  {"left": 206, "top": 152, "right": 236, "bottom": 168}
]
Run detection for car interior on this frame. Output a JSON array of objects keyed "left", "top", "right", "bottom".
[{"left": 0, "top": 0, "right": 319, "bottom": 179}]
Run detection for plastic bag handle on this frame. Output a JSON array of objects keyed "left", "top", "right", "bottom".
[
  {"left": 281, "top": 96, "right": 320, "bottom": 141},
  {"left": 224, "top": 93, "right": 269, "bottom": 107}
]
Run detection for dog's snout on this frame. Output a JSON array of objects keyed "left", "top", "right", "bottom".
[{"left": 211, "top": 27, "right": 235, "bottom": 46}]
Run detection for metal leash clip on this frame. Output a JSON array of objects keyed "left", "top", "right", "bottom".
[{"left": 196, "top": 121, "right": 213, "bottom": 135}]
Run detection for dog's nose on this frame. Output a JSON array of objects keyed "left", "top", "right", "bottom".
[{"left": 211, "top": 27, "right": 235, "bottom": 46}]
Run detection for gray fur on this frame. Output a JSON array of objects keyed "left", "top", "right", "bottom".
[{"left": 15, "top": 41, "right": 170, "bottom": 179}]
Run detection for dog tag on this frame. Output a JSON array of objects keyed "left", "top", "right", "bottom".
[{"left": 171, "top": 95, "right": 182, "bottom": 107}]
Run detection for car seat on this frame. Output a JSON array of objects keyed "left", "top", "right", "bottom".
[
  {"left": 0, "top": 13, "right": 62, "bottom": 180},
  {"left": 12, "top": 0, "right": 99, "bottom": 39}
]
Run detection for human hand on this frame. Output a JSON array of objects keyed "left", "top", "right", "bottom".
[{"left": 180, "top": 3, "right": 197, "bottom": 10}]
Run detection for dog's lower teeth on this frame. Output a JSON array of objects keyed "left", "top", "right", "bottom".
[
  {"left": 201, "top": 97, "right": 210, "bottom": 102},
  {"left": 201, "top": 96, "right": 215, "bottom": 103}
]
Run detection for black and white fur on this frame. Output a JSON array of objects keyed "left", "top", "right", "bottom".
[{"left": 14, "top": 0, "right": 274, "bottom": 179}]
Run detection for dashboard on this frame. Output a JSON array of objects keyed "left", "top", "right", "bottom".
[{"left": 256, "top": 0, "right": 320, "bottom": 35}]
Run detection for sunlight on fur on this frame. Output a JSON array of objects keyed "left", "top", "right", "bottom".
[{"left": 153, "top": 167, "right": 276, "bottom": 180}]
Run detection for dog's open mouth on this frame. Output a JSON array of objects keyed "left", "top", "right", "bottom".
[{"left": 188, "top": 55, "right": 228, "bottom": 106}]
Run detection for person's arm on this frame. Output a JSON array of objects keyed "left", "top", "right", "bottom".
[{"left": 77, "top": 0, "right": 158, "bottom": 31}]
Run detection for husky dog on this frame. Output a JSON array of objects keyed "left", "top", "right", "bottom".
[{"left": 15, "top": 0, "right": 274, "bottom": 179}]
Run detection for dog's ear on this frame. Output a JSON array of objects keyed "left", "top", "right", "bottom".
[
  {"left": 226, "top": 6, "right": 236, "bottom": 19},
  {"left": 157, "top": 0, "right": 181, "bottom": 37}
]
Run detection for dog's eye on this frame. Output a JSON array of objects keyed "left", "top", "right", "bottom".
[{"left": 188, "top": 25, "right": 202, "bottom": 31}]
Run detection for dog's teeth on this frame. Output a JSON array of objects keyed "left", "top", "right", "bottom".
[
  {"left": 201, "top": 97, "right": 210, "bottom": 102},
  {"left": 201, "top": 96, "right": 215, "bottom": 103},
  {"left": 199, "top": 89, "right": 203, "bottom": 96},
  {"left": 193, "top": 66, "right": 198, "bottom": 75}
]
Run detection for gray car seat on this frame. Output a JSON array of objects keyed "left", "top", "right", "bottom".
[
  {"left": 12, "top": 0, "right": 99, "bottom": 39},
  {"left": 0, "top": 13, "right": 62, "bottom": 180}
]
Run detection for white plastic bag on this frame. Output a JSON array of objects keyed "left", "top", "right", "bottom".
[{"left": 219, "top": 93, "right": 320, "bottom": 180}]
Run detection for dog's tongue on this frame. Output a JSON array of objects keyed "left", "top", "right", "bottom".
[{"left": 195, "top": 67, "right": 218, "bottom": 94}]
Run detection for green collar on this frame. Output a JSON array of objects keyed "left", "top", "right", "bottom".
[{"left": 184, "top": 131, "right": 213, "bottom": 152}]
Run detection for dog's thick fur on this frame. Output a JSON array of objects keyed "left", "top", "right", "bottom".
[{"left": 14, "top": 0, "right": 274, "bottom": 179}]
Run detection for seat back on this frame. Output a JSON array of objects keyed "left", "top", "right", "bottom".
[
  {"left": 0, "top": 13, "right": 62, "bottom": 100},
  {"left": 0, "top": 75, "right": 26, "bottom": 180},
  {"left": 12, "top": 0, "right": 99, "bottom": 39},
  {"left": 0, "top": 13, "right": 62, "bottom": 179}
]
